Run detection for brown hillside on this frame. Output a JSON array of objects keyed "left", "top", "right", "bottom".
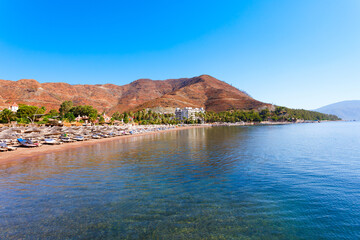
[
  {"left": 0, "top": 75, "right": 272, "bottom": 114},
  {"left": 135, "top": 75, "right": 271, "bottom": 112}
]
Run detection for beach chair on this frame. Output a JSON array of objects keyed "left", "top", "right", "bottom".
[
  {"left": 60, "top": 137, "right": 73, "bottom": 143},
  {"left": 26, "top": 139, "right": 41, "bottom": 146},
  {"left": 0, "top": 142, "right": 17, "bottom": 151},
  {"left": 0, "top": 142, "right": 8, "bottom": 152},
  {"left": 73, "top": 135, "right": 84, "bottom": 141},
  {"left": 17, "top": 138, "right": 38, "bottom": 148},
  {"left": 44, "top": 138, "right": 61, "bottom": 145},
  {"left": 92, "top": 134, "right": 101, "bottom": 139}
]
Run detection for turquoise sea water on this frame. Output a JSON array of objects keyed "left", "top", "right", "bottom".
[{"left": 1, "top": 122, "right": 360, "bottom": 239}]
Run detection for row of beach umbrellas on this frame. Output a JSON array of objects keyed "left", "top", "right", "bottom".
[{"left": 0, "top": 124, "right": 174, "bottom": 142}]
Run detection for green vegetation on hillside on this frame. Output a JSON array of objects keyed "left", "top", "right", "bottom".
[
  {"left": 0, "top": 103, "right": 340, "bottom": 125},
  {"left": 112, "top": 109, "right": 178, "bottom": 125},
  {"left": 202, "top": 107, "right": 340, "bottom": 123},
  {"left": 0, "top": 101, "right": 99, "bottom": 124},
  {"left": 112, "top": 106, "right": 340, "bottom": 125}
]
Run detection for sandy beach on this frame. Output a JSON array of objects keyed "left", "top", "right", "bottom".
[{"left": 0, "top": 125, "right": 210, "bottom": 165}]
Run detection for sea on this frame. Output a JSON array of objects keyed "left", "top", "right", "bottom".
[{"left": 0, "top": 122, "right": 359, "bottom": 239}]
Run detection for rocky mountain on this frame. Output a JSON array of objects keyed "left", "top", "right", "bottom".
[
  {"left": 315, "top": 100, "right": 360, "bottom": 121},
  {"left": 0, "top": 75, "right": 272, "bottom": 114}
]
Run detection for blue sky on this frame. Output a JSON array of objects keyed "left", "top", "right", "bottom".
[{"left": 0, "top": 0, "right": 359, "bottom": 109}]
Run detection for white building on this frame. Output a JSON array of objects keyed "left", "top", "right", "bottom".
[
  {"left": 102, "top": 113, "right": 111, "bottom": 123},
  {"left": 9, "top": 102, "right": 19, "bottom": 112},
  {"left": 175, "top": 107, "right": 205, "bottom": 120}
]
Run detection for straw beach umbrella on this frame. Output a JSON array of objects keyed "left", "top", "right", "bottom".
[
  {"left": 44, "top": 129, "right": 62, "bottom": 137},
  {"left": 0, "top": 132, "right": 18, "bottom": 140},
  {"left": 24, "top": 132, "right": 41, "bottom": 139},
  {"left": 24, "top": 127, "right": 42, "bottom": 134}
]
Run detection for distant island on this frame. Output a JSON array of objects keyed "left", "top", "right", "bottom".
[{"left": 315, "top": 100, "right": 360, "bottom": 121}]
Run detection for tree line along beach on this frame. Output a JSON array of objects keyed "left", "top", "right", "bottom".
[{"left": 0, "top": 99, "right": 341, "bottom": 163}]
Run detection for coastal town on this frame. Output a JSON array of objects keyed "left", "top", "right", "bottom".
[
  {"left": 0, "top": 100, "right": 339, "bottom": 153},
  {"left": 0, "top": 102, "right": 206, "bottom": 126},
  {"left": 0, "top": 102, "right": 209, "bottom": 153}
]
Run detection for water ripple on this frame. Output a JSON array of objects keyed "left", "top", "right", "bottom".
[{"left": 1, "top": 122, "right": 360, "bottom": 239}]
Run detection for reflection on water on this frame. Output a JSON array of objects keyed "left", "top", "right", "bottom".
[{"left": 1, "top": 122, "right": 360, "bottom": 239}]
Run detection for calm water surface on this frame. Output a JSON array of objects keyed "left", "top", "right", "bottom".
[{"left": 1, "top": 122, "right": 360, "bottom": 239}]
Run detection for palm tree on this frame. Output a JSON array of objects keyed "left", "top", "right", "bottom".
[
  {"left": 1, "top": 109, "right": 15, "bottom": 123},
  {"left": 89, "top": 113, "right": 97, "bottom": 125}
]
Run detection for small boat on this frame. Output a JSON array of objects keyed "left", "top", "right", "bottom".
[
  {"left": 17, "top": 138, "right": 39, "bottom": 148},
  {"left": 60, "top": 137, "right": 73, "bottom": 143},
  {"left": 0, "top": 142, "right": 8, "bottom": 152},
  {"left": 99, "top": 133, "right": 109, "bottom": 138},
  {"left": 0, "top": 142, "right": 17, "bottom": 151},
  {"left": 73, "top": 135, "right": 84, "bottom": 141},
  {"left": 26, "top": 139, "right": 41, "bottom": 147},
  {"left": 92, "top": 134, "right": 101, "bottom": 139},
  {"left": 44, "top": 138, "right": 61, "bottom": 145}
]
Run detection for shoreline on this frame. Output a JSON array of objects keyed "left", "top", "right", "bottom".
[
  {"left": 0, "top": 125, "right": 210, "bottom": 165},
  {"left": 0, "top": 120, "right": 344, "bottom": 165}
]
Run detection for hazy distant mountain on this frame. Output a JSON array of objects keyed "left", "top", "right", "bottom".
[
  {"left": 315, "top": 100, "right": 360, "bottom": 120},
  {"left": 0, "top": 75, "right": 272, "bottom": 114}
]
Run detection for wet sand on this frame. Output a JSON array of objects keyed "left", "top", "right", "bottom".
[{"left": 0, "top": 125, "right": 210, "bottom": 165}]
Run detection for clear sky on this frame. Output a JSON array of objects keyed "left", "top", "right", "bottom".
[{"left": 0, "top": 0, "right": 359, "bottom": 109}]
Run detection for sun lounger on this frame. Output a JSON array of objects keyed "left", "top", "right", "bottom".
[
  {"left": 73, "top": 135, "right": 84, "bottom": 141},
  {"left": 17, "top": 138, "right": 39, "bottom": 148},
  {"left": 60, "top": 137, "right": 73, "bottom": 143},
  {"left": 27, "top": 139, "right": 41, "bottom": 147},
  {"left": 98, "top": 133, "right": 109, "bottom": 138},
  {"left": 0, "top": 142, "right": 17, "bottom": 151},
  {"left": 92, "top": 134, "right": 101, "bottom": 139},
  {"left": 44, "top": 138, "right": 61, "bottom": 145},
  {"left": 0, "top": 145, "right": 8, "bottom": 152}
]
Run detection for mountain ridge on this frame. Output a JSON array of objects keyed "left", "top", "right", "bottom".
[
  {"left": 315, "top": 100, "right": 360, "bottom": 120},
  {"left": 0, "top": 75, "right": 273, "bottom": 114}
]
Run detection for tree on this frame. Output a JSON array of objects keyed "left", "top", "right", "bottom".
[
  {"left": 89, "top": 113, "right": 97, "bottom": 124},
  {"left": 275, "top": 106, "right": 286, "bottom": 115},
  {"left": 123, "top": 112, "right": 129, "bottom": 123},
  {"left": 112, "top": 111, "right": 121, "bottom": 120},
  {"left": 48, "top": 109, "right": 59, "bottom": 117},
  {"left": 64, "top": 112, "right": 75, "bottom": 122},
  {"left": 0, "top": 109, "right": 15, "bottom": 123},
  {"left": 70, "top": 105, "right": 97, "bottom": 117},
  {"left": 99, "top": 115, "right": 105, "bottom": 124},
  {"left": 260, "top": 109, "right": 270, "bottom": 121},
  {"left": 16, "top": 104, "right": 45, "bottom": 120},
  {"left": 59, "top": 101, "right": 73, "bottom": 117}
]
